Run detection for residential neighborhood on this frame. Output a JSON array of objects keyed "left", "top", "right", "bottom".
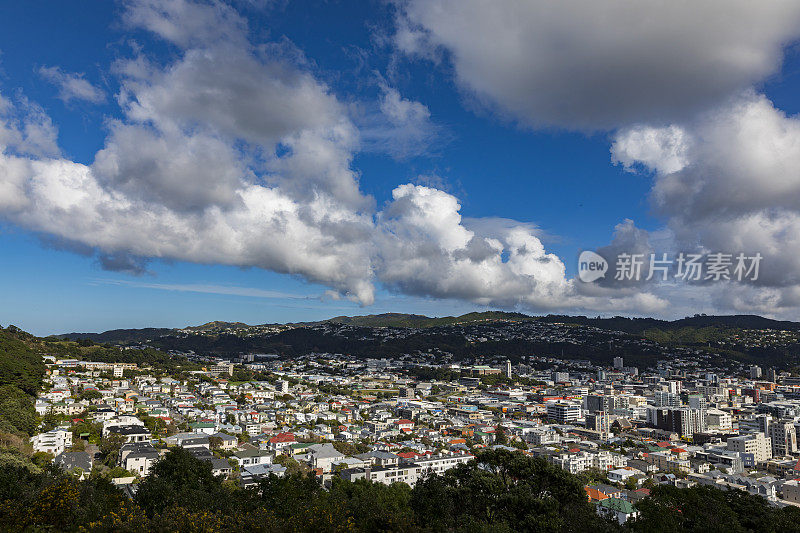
[{"left": 28, "top": 346, "right": 800, "bottom": 524}]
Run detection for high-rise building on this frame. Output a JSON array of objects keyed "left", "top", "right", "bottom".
[
  {"left": 769, "top": 421, "right": 798, "bottom": 457},
  {"left": 750, "top": 366, "right": 763, "bottom": 379},
  {"left": 688, "top": 394, "right": 708, "bottom": 410},
  {"left": 767, "top": 368, "right": 777, "bottom": 383},
  {"left": 727, "top": 433, "right": 772, "bottom": 464},
  {"left": 505, "top": 359, "right": 512, "bottom": 379},
  {"left": 647, "top": 407, "right": 706, "bottom": 437},
  {"left": 585, "top": 411, "right": 610, "bottom": 439},
  {"left": 546, "top": 401, "right": 581, "bottom": 424},
  {"left": 586, "top": 394, "right": 614, "bottom": 414},
  {"left": 654, "top": 391, "right": 681, "bottom": 407},
  {"left": 613, "top": 357, "right": 624, "bottom": 370}
]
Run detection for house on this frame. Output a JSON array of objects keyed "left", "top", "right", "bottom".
[
  {"left": 119, "top": 443, "right": 160, "bottom": 476},
  {"left": 394, "top": 419, "right": 414, "bottom": 432},
  {"left": 54, "top": 451, "right": 93, "bottom": 480},
  {"left": 187, "top": 448, "right": 233, "bottom": 477},
  {"left": 782, "top": 479, "right": 800, "bottom": 503},
  {"left": 189, "top": 421, "right": 217, "bottom": 435},
  {"left": 210, "top": 432, "right": 238, "bottom": 450},
  {"left": 31, "top": 428, "right": 73, "bottom": 456},
  {"left": 306, "top": 443, "right": 346, "bottom": 473},
  {"left": 232, "top": 448, "right": 272, "bottom": 467},
  {"left": 165, "top": 432, "right": 210, "bottom": 449},
  {"left": 268, "top": 432, "right": 296, "bottom": 452},
  {"left": 240, "top": 463, "right": 287, "bottom": 488},
  {"left": 585, "top": 484, "right": 623, "bottom": 502},
  {"left": 106, "top": 425, "right": 151, "bottom": 444},
  {"left": 608, "top": 467, "right": 642, "bottom": 484},
  {"left": 356, "top": 450, "right": 400, "bottom": 468},
  {"left": 596, "top": 498, "right": 639, "bottom": 524}
]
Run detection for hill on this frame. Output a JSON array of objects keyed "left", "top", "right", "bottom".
[
  {"left": 324, "top": 311, "right": 534, "bottom": 328},
  {"left": 58, "top": 327, "right": 175, "bottom": 344},
  {"left": 0, "top": 326, "right": 46, "bottom": 437},
  {"left": 540, "top": 314, "right": 800, "bottom": 334}
]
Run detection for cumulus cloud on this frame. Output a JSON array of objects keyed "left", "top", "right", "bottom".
[
  {"left": 38, "top": 66, "right": 105, "bottom": 104},
  {"left": 0, "top": 0, "right": 674, "bottom": 316},
  {"left": 612, "top": 125, "right": 690, "bottom": 175},
  {"left": 611, "top": 92, "right": 800, "bottom": 300},
  {"left": 394, "top": 0, "right": 800, "bottom": 130},
  {"left": 375, "top": 184, "right": 667, "bottom": 313}
]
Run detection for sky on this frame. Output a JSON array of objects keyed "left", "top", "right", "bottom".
[{"left": 3, "top": 1, "right": 800, "bottom": 335}]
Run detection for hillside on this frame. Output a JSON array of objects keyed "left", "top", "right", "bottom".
[
  {"left": 0, "top": 326, "right": 46, "bottom": 437},
  {"left": 540, "top": 314, "right": 800, "bottom": 334},
  {"left": 58, "top": 327, "right": 175, "bottom": 344},
  {"left": 324, "top": 311, "right": 534, "bottom": 328},
  {"left": 58, "top": 312, "right": 800, "bottom": 345}
]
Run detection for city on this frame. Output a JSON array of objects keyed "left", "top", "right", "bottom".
[
  {"left": 1, "top": 312, "right": 798, "bottom": 529},
  {"left": 5, "top": 0, "right": 800, "bottom": 530}
]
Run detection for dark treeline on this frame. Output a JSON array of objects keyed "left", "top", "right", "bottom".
[
  {"left": 2, "top": 447, "right": 799, "bottom": 532},
  {"left": 150, "top": 327, "right": 661, "bottom": 366}
]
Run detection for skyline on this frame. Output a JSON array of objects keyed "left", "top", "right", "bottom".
[{"left": 4, "top": 0, "right": 800, "bottom": 335}]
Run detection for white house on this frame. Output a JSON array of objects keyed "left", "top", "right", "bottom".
[{"left": 31, "top": 428, "right": 72, "bottom": 456}]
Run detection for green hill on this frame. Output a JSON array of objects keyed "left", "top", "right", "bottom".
[
  {"left": 0, "top": 326, "right": 46, "bottom": 437},
  {"left": 325, "top": 311, "right": 534, "bottom": 328}
]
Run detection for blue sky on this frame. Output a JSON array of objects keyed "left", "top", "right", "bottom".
[{"left": 2, "top": 1, "right": 800, "bottom": 335}]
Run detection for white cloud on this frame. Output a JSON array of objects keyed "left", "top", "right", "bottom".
[
  {"left": 611, "top": 125, "right": 690, "bottom": 175},
  {"left": 610, "top": 92, "right": 800, "bottom": 299},
  {"left": 375, "top": 184, "right": 667, "bottom": 313},
  {"left": 355, "top": 82, "right": 441, "bottom": 159},
  {"left": 122, "top": 0, "right": 248, "bottom": 48},
  {"left": 394, "top": 0, "right": 800, "bottom": 130},
  {"left": 39, "top": 66, "right": 105, "bottom": 104},
  {"left": 0, "top": 0, "right": 674, "bottom": 317}
]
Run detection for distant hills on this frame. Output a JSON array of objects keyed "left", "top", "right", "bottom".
[
  {"left": 539, "top": 314, "right": 800, "bottom": 334},
  {"left": 58, "top": 312, "right": 800, "bottom": 344}
]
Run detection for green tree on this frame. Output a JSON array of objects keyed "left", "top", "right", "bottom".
[{"left": 494, "top": 426, "right": 508, "bottom": 445}]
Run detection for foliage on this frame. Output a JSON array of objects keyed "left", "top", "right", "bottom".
[
  {"left": 494, "top": 426, "right": 508, "bottom": 445},
  {"left": 0, "top": 328, "right": 45, "bottom": 437},
  {"left": 628, "top": 484, "right": 800, "bottom": 532},
  {"left": 332, "top": 441, "right": 370, "bottom": 456},
  {"left": 1, "top": 444, "right": 799, "bottom": 532}
]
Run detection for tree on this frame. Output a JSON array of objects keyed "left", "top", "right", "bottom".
[
  {"left": 99, "top": 433, "right": 127, "bottom": 467},
  {"left": 135, "top": 447, "right": 245, "bottom": 517},
  {"left": 494, "top": 426, "right": 508, "bottom": 445},
  {"left": 78, "top": 389, "right": 103, "bottom": 402},
  {"left": 412, "top": 449, "right": 615, "bottom": 532}
]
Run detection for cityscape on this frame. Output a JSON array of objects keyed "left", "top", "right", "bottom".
[
  {"left": 0, "top": 312, "right": 799, "bottom": 529},
  {"left": 4, "top": 0, "right": 800, "bottom": 531}
]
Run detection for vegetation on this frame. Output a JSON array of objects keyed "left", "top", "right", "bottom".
[
  {"left": 0, "top": 327, "right": 45, "bottom": 438},
  {"left": 0, "top": 446, "right": 797, "bottom": 532}
]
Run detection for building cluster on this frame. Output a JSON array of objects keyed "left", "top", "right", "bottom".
[{"left": 29, "top": 347, "right": 800, "bottom": 522}]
